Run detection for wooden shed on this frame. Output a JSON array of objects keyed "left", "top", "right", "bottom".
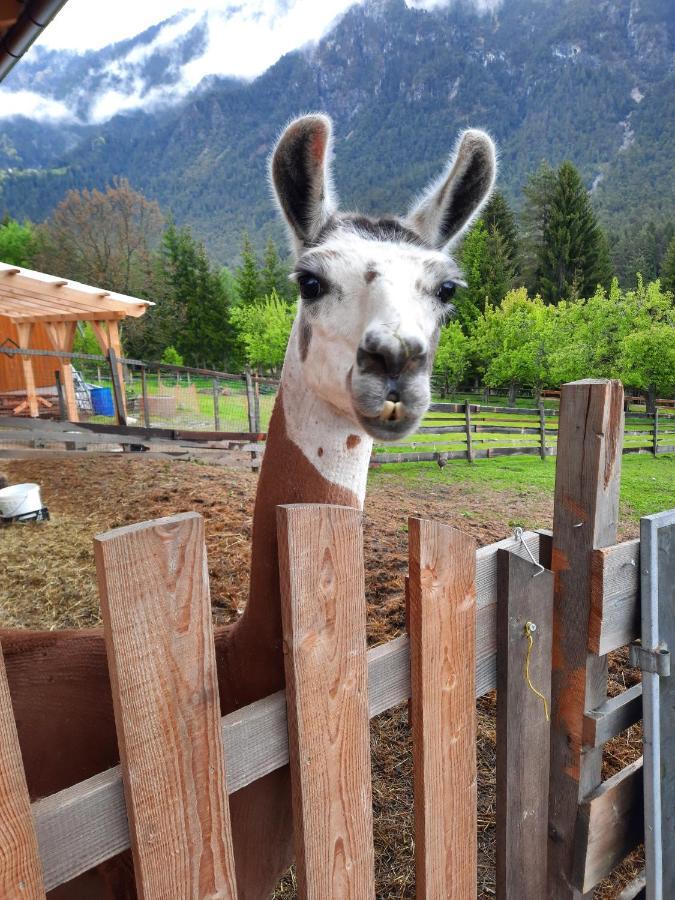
[{"left": 0, "top": 262, "right": 151, "bottom": 421}]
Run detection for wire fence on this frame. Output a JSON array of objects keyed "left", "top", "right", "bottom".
[{"left": 0, "top": 347, "right": 279, "bottom": 435}]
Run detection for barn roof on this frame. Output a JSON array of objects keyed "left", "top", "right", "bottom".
[{"left": 0, "top": 262, "right": 153, "bottom": 325}]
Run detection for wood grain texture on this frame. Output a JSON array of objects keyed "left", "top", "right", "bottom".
[
  {"left": 589, "top": 540, "right": 640, "bottom": 655},
  {"left": 573, "top": 758, "right": 643, "bottom": 893},
  {"left": 95, "top": 512, "right": 237, "bottom": 899},
  {"left": 547, "top": 379, "right": 624, "bottom": 899},
  {"left": 0, "top": 645, "right": 46, "bottom": 899},
  {"left": 496, "top": 550, "right": 554, "bottom": 900},
  {"left": 408, "top": 517, "right": 477, "bottom": 900},
  {"left": 277, "top": 504, "right": 375, "bottom": 900},
  {"left": 582, "top": 683, "right": 642, "bottom": 748},
  {"left": 30, "top": 531, "right": 541, "bottom": 892}
]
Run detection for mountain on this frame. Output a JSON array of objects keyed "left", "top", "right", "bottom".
[{"left": 0, "top": 0, "right": 673, "bottom": 265}]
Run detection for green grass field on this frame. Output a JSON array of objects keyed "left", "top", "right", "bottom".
[{"left": 369, "top": 452, "right": 675, "bottom": 521}]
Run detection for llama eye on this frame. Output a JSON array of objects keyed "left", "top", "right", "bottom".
[
  {"left": 297, "top": 273, "right": 324, "bottom": 301},
  {"left": 436, "top": 280, "right": 457, "bottom": 304}
]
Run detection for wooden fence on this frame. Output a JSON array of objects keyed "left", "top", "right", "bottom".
[
  {"left": 0, "top": 379, "right": 672, "bottom": 897},
  {"left": 371, "top": 401, "right": 675, "bottom": 465}
]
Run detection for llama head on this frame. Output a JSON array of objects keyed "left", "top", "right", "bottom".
[{"left": 271, "top": 113, "right": 496, "bottom": 441}]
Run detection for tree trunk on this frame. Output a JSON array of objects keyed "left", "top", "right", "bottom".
[
  {"left": 533, "top": 384, "right": 541, "bottom": 405},
  {"left": 508, "top": 382, "right": 517, "bottom": 406},
  {"left": 646, "top": 385, "right": 657, "bottom": 416}
]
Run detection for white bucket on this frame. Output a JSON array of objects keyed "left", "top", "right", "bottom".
[{"left": 0, "top": 483, "right": 42, "bottom": 519}]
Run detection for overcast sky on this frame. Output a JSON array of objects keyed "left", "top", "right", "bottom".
[{"left": 2, "top": 0, "right": 500, "bottom": 122}]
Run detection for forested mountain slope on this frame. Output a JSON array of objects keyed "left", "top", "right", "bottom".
[{"left": 0, "top": 0, "right": 672, "bottom": 263}]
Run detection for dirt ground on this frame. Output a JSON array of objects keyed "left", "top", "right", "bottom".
[{"left": 0, "top": 454, "right": 643, "bottom": 897}]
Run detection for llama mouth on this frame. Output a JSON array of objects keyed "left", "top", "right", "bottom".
[{"left": 379, "top": 400, "right": 405, "bottom": 422}]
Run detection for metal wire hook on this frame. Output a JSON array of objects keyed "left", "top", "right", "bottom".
[{"left": 513, "top": 526, "right": 545, "bottom": 577}]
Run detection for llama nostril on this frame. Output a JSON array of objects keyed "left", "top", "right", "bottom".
[{"left": 387, "top": 390, "right": 399, "bottom": 403}]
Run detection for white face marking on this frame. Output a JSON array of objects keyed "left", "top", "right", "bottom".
[{"left": 294, "top": 229, "right": 462, "bottom": 433}]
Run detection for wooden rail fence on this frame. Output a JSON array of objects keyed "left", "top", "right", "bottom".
[
  {"left": 0, "top": 379, "right": 672, "bottom": 897},
  {"left": 371, "top": 401, "right": 675, "bottom": 465}
]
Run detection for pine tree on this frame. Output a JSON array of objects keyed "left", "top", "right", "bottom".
[
  {"left": 520, "top": 161, "right": 556, "bottom": 295},
  {"left": 660, "top": 236, "right": 675, "bottom": 294},
  {"left": 538, "top": 161, "right": 612, "bottom": 304},
  {"left": 235, "top": 232, "right": 261, "bottom": 306},
  {"left": 159, "top": 222, "right": 232, "bottom": 368},
  {"left": 259, "top": 237, "right": 293, "bottom": 300},
  {"left": 481, "top": 227, "right": 515, "bottom": 307},
  {"left": 482, "top": 192, "right": 519, "bottom": 272}
]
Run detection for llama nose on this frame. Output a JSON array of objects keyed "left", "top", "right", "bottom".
[{"left": 357, "top": 330, "right": 427, "bottom": 378}]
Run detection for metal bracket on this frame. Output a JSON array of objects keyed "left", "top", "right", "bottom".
[{"left": 629, "top": 642, "right": 671, "bottom": 676}]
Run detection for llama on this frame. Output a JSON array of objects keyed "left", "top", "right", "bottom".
[{"left": 2, "top": 114, "right": 495, "bottom": 898}]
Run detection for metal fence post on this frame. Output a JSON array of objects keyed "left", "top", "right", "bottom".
[
  {"left": 141, "top": 367, "right": 151, "bottom": 429},
  {"left": 213, "top": 379, "right": 221, "bottom": 432}
]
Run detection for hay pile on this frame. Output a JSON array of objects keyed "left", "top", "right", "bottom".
[{"left": 0, "top": 456, "right": 643, "bottom": 897}]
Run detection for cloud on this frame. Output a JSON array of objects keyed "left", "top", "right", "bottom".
[
  {"left": 0, "top": 89, "right": 77, "bottom": 122},
  {"left": 1, "top": 0, "right": 502, "bottom": 125}
]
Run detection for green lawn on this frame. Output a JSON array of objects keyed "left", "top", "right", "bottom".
[{"left": 369, "top": 452, "right": 675, "bottom": 520}]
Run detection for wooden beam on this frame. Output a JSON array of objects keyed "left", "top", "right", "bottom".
[
  {"left": 588, "top": 540, "right": 640, "bottom": 654},
  {"left": 496, "top": 550, "right": 554, "bottom": 900},
  {"left": 572, "top": 758, "right": 643, "bottom": 894},
  {"left": 0, "top": 271, "right": 148, "bottom": 317},
  {"left": 582, "top": 683, "right": 642, "bottom": 748},
  {"left": 95, "top": 513, "right": 238, "bottom": 899},
  {"left": 14, "top": 322, "right": 39, "bottom": 417},
  {"left": 0, "top": 645, "right": 46, "bottom": 898},
  {"left": 408, "top": 518, "right": 477, "bottom": 900},
  {"left": 547, "top": 379, "right": 624, "bottom": 899},
  {"left": 44, "top": 322, "right": 79, "bottom": 423},
  {"left": 277, "top": 505, "right": 375, "bottom": 899}
]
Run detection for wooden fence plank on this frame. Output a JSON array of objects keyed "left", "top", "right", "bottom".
[
  {"left": 408, "top": 517, "right": 477, "bottom": 900},
  {"left": 0, "top": 645, "right": 46, "bottom": 899},
  {"left": 547, "top": 379, "right": 624, "bottom": 899},
  {"left": 640, "top": 510, "right": 675, "bottom": 900},
  {"left": 496, "top": 550, "right": 554, "bottom": 900},
  {"left": 589, "top": 540, "right": 640, "bottom": 655},
  {"left": 95, "top": 512, "right": 238, "bottom": 900},
  {"left": 277, "top": 504, "right": 375, "bottom": 900},
  {"left": 573, "top": 758, "right": 644, "bottom": 893},
  {"left": 32, "top": 531, "right": 542, "bottom": 892},
  {"left": 582, "top": 683, "right": 642, "bottom": 748}
]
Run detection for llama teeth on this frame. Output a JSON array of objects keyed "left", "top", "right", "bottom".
[
  {"left": 380, "top": 400, "right": 395, "bottom": 421},
  {"left": 393, "top": 402, "right": 405, "bottom": 421}
]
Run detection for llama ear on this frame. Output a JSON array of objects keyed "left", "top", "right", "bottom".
[
  {"left": 406, "top": 130, "right": 496, "bottom": 248},
  {"left": 271, "top": 114, "right": 337, "bottom": 247}
]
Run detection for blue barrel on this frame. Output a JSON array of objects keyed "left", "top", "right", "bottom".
[{"left": 90, "top": 387, "right": 114, "bottom": 416}]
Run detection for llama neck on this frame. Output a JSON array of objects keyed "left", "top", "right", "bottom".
[{"left": 227, "top": 331, "right": 372, "bottom": 702}]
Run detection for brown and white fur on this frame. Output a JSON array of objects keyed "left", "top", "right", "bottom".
[{"left": 2, "top": 114, "right": 495, "bottom": 898}]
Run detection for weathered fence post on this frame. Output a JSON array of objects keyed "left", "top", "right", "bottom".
[
  {"left": 547, "top": 379, "right": 624, "bottom": 898},
  {"left": 277, "top": 504, "right": 375, "bottom": 899},
  {"left": 0, "top": 645, "right": 46, "bottom": 898},
  {"left": 408, "top": 517, "right": 477, "bottom": 899},
  {"left": 496, "top": 549, "right": 554, "bottom": 899},
  {"left": 95, "top": 513, "right": 238, "bottom": 899},
  {"left": 107, "top": 347, "right": 127, "bottom": 427},
  {"left": 465, "top": 401, "right": 474, "bottom": 463},
  {"left": 140, "top": 367, "right": 150, "bottom": 429}
]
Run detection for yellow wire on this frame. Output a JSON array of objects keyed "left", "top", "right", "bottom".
[{"left": 524, "top": 624, "right": 550, "bottom": 721}]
